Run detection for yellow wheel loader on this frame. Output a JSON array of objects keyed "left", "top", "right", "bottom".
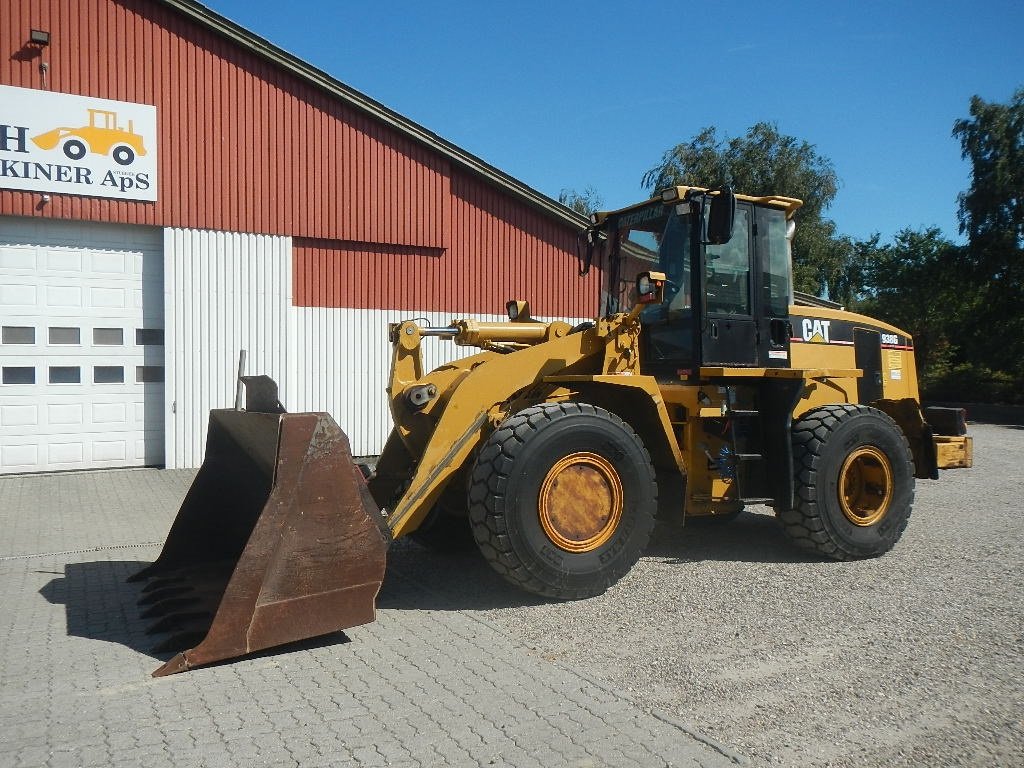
[{"left": 134, "top": 186, "right": 972, "bottom": 675}]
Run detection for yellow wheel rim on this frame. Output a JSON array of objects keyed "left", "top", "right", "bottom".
[
  {"left": 538, "top": 452, "right": 623, "bottom": 553},
  {"left": 839, "top": 446, "right": 893, "bottom": 527}
]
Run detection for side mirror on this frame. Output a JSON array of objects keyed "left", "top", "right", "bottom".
[
  {"left": 705, "top": 185, "right": 736, "bottom": 245},
  {"left": 635, "top": 271, "right": 666, "bottom": 305}
]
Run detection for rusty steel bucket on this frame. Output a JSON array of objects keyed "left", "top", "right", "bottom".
[{"left": 130, "top": 381, "right": 389, "bottom": 677}]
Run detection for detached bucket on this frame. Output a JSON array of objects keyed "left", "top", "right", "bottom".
[{"left": 131, "top": 396, "right": 389, "bottom": 677}]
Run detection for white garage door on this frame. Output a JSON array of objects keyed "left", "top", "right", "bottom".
[{"left": 0, "top": 217, "right": 164, "bottom": 474}]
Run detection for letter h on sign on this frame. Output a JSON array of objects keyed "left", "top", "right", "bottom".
[{"left": 0, "top": 125, "right": 30, "bottom": 153}]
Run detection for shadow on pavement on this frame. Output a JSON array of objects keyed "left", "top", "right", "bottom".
[
  {"left": 38, "top": 560, "right": 347, "bottom": 669},
  {"left": 645, "top": 511, "right": 821, "bottom": 565},
  {"left": 380, "top": 541, "right": 549, "bottom": 612},
  {"left": 378, "top": 509, "right": 818, "bottom": 614},
  {"left": 37, "top": 512, "right": 816, "bottom": 664},
  {"left": 39, "top": 560, "right": 161, "bottom": 657}
]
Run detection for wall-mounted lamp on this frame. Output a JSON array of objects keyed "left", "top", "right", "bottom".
[{"left": 30, "top": 29, "right": 51, "bottom": 46}]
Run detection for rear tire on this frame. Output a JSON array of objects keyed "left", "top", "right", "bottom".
[
  {"left": 112, "top": 145, "right": 136, "bottom": 165},
  {"left": 468, "top": 402, "right": 657, "bottom": 599},
  {"left": 777, "top": 404, "right": 914, "bottom": 559}
]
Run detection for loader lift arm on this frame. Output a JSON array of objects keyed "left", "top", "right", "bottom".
[{"left": 370, "top": 306, "right": 680, "bottom": 539}]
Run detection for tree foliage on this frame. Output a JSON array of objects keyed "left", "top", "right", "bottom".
[
  {"left": 953, "top": 87, "right": 1024, "bottom": 254},
  {"left": 859, "top": 228, "right": 966, "bottom": 384},
  {"left": 558, "top": 186, "right": 603, "bottom": 217},
  {"left": 950, "top": 87, "right": 1024, "bottom": 379},
  {"left": 860, "top": 86, "right": 1024, "bottom": 401},
  {"left": 641, "top": 122, "right": 841, "bottom": 295}
]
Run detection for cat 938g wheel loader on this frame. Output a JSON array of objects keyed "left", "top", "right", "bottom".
[{"left": 134, "top": 186, "right": 972, "bottom": 675}]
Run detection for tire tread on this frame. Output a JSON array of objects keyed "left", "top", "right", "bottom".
[
  {"left": 468, "top": 402, "right": 656, "bottom": 599},
  {"left": 780, "top": 404, "right": 914, "bottom": 560}
]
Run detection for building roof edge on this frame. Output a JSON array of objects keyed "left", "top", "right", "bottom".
[{"left": 158, "top": 0, "right": 589, "bottom": 232}]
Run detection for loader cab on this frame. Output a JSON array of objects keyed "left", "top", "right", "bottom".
[{"left": 605, "top": 187, "right": 798, "bottom": 377}]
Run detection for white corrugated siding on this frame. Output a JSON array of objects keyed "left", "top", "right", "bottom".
[
  {"left": 164, "top": 229, "right": 291, "bottom": 469},
  {"left": 165, "top": 226, "right": 590, "bottom": 465},
  {"left": 288, "top": 309, "right": 513, "bottom": 456}
]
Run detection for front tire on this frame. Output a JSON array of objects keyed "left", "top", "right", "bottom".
[
  {"left": 63, "top": 139, "right": 87, "bottom": 160},
  {"left": 778, "top": 404, "right": 914, "bottom": 559},
  {"left": 468, "top": 402, "right": 657, "bottom": 600}
]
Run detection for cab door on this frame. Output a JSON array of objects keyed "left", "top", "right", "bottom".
[
  {"left": 700, "top": 203, "right": 757, "bottom": 366},
  {"left": 854, "top": 329, "right": 884, "bottom": 402},
  {"left": 753, "top": 205, "right": 793, "bottom": 368}
]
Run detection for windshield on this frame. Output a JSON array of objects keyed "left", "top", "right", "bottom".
[{"left": 604, "top": 204, "right": 695, "bottom": 315}]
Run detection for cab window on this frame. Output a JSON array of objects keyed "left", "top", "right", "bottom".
[
  {"left": 756, "top": 207, "right": 791, "bottom": 317},
  {"left": 704, "top": 205, "right": 751, "bottom": 315}
]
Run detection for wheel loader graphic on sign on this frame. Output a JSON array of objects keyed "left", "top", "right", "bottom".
[{"left": 32, "top": 108, "right": 147, "bottom": 166}]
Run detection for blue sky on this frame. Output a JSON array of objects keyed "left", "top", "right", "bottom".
[{"left": 206, "top": 0, "right": 1022, "bottom": 244}]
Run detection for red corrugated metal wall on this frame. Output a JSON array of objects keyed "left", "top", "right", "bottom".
[
  {"left": 1, "top": 0, "right": 599, "bottom": 316},
  {"left": 1, "top": 0, "right": 448, "bottom": 246},
  {"left": 294, "top": 173, "right": 595, "bottom": 317}
]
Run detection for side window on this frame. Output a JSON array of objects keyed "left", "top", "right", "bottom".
[
  {"left": 756, "top": 207, "right": 791, "bottom": 317},
  {"left": 660, "top": 214, "right": 692, "bottom": 313},
  {"left": 705, "top": 205, "right": 751, "bottom": 315}
]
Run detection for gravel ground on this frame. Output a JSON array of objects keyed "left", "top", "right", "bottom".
[{"left": 387, "top": 422, "right": 1024, "bottom": 767}]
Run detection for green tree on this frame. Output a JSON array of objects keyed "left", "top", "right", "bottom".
[
  {"left": 641, "top": 122, "right": 841, "bottom": 295},
  {"left": 824, "top": 233, "right": 881, "bottom": 311},
  {"left": 953, "top": 87, "right": 1024, "bottom": 253},
  {"left": 859, "top": 228, "right": 966, "bottom": 386},
  {"left": 951, "top": 87, "right": 1024, "bottom": 377},
  {"left": 558, "top": 186, "right": 603, "bottom": 217}
]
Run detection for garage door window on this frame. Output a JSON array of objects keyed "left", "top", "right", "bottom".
[
  {"left": 2, "top": 367, "right": 35, "bottom": 384},
  {"left": 2, "top": 326, "right": 35, "bottom": 344},
  {"left": 136, "top": 366, "right": 164, "bottom": 383},
  {"left": 93, "top": 328, "right": 124, "bottom": 345},
  {"left": 49, "top": 327, "right": 81, "bottom": 344},
  {"left": 94, "top": 366, "right": 125, "bottom": 384},
  {"left": 136, "top": 328, "right": 164, "bottom": 345},
  {"left": 49, "top": 366, "right": 81, "bottom": 384}
]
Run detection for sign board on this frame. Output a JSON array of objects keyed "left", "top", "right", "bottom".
[{"left": 0, "top": 85, "right": 157, "bottom": 202}]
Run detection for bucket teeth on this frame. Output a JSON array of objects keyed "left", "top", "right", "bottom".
[
  {"left": 145, "top": 611, "right": 212, "bottom": 636},
  {"left": 139, "top": 574, "right": 187, "bottom": 594},
  {"left": 152, "top": 631, "right": 208, "bottom": 655},
  {"left": 140, "top": 595, "right": 203, "bottom": 620},
  {"left": 138, "top": 585, "right": 191, "bottom": 606},
  {"left": 128, "top": 408, "right": 389, "bottom": 676}
]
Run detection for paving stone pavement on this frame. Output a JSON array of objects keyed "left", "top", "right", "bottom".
[{"left": 0, "top": 469, "right": 743, "bottom": 768}]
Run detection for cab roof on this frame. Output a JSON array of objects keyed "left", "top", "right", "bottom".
[{"left": 592, "top": 186, "right": 803, "bottom": 227}]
